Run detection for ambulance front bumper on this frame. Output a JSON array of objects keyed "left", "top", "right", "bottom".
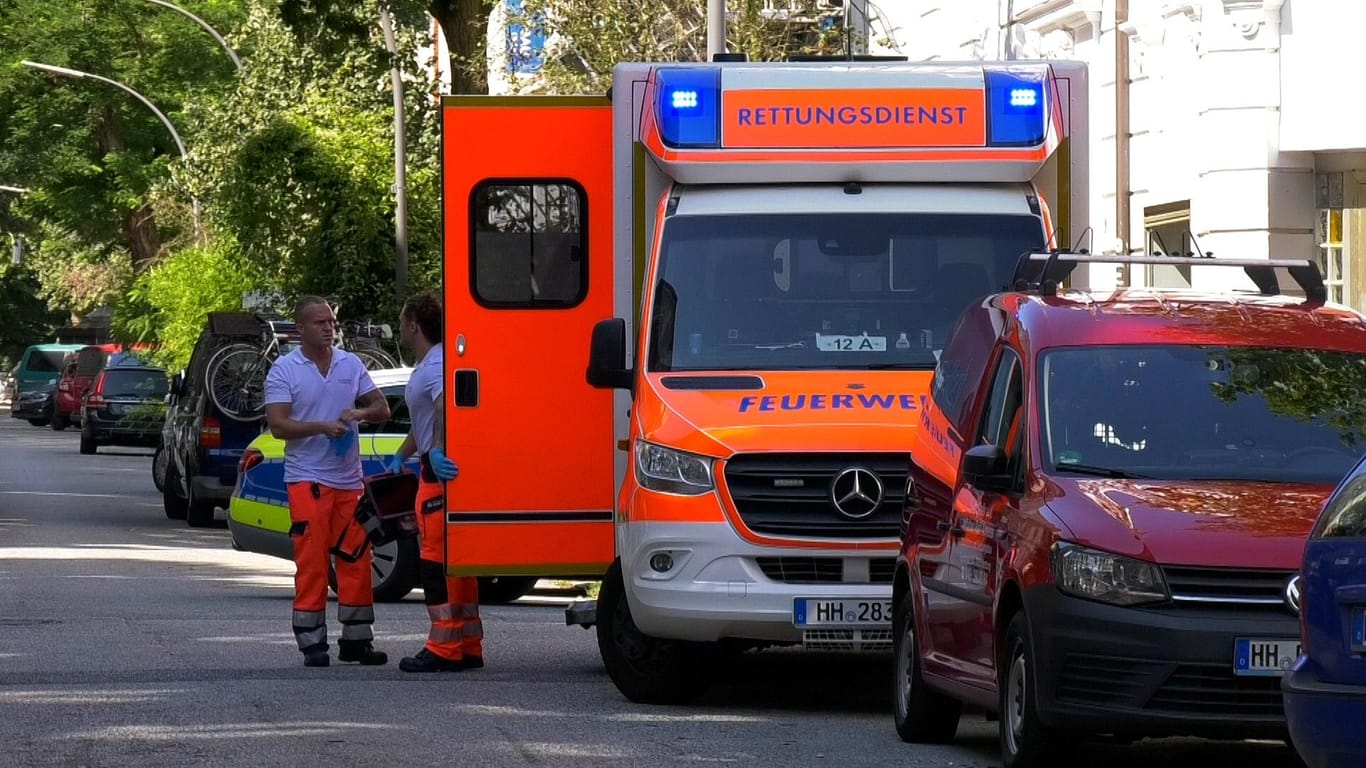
[{"left": 621, "top": 521, "right": 896, "bottom": 648}]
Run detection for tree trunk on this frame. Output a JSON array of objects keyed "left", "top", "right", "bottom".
[{"left": 429, "top": 0, "right": 493, "bottom": 95}]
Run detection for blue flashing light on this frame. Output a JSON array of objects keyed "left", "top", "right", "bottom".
[
  {"left": 655, "top": 67, "right": 721, "bottom": 149},
  {"left": 986, "top": 69, "right": 1048, "bottom": 147}
]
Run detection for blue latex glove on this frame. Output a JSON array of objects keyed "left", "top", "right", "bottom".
[
  {"left": 330, "top": 427, "right": 357, "bottom": 456},
  {"left": 384, "top": 453, "right": 406, "bottom": 475},
  {"left": 429, "top": 448, "right": 459, "bottom": 481}
]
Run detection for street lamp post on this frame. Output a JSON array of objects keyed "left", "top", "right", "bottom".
[
  {"left": 0, "top": 185, "right": 28, "bottom": 265},
  {"left": 378, "top": 5, "right": 408, "bottom": 299},
  {"left": 21, "top": 60, "right": 204, "bottom": 245},
  {"left": 141, "top": 0, "right": 242, "bottom": 71}
]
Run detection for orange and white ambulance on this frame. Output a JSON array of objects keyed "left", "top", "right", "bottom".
[{"left": 439, "top": 59, "right": 1088, "bottom": 703}]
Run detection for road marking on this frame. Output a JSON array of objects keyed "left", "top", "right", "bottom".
[{"left": 0, "top": 491, "right": 126, "bottom": 499}]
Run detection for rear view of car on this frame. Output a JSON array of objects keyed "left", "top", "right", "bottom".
[
  {"left": 1284, "top": 456, "right": 1366, "bottom": 768},
  {"left": 80, "top": 365, "right": 168, "bottom": 455}
]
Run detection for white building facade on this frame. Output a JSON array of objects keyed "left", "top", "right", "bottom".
[{"left": 873, "top": 0, "right": 1366, "bottom": 305}]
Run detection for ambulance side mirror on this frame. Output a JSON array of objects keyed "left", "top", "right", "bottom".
[{"left": 587, "top": 318, "right": 633, "bottom": 390}]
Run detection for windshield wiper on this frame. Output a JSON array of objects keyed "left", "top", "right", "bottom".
[{"left": 1053, "top": 463, "right": 1153, "bottom": 479}]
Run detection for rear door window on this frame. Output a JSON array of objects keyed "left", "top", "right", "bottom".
[{"left": 101, "top": 369, "right": 169, "bottom": 399}]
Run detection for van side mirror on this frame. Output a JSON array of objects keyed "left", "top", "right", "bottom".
[
  {"left": 962, "top": 444, "right": 1014, "bottom": 493},
  {"left": 587, "top": 318, "right": 633, "bottom": 390}
]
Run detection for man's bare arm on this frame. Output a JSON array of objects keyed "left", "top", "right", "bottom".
[{"left": 341, "top": 388, "right": 390, "bottom": 425}]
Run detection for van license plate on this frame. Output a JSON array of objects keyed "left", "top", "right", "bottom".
[
  {"left": 1234, "top": 637, "right": 1300, "bottom": 676},
  {"left": 1352, "top": 609, "right": 1366, "bottom": 652},
  {"left": 793, "top": 598, "right": 891, "bottom": 628}
]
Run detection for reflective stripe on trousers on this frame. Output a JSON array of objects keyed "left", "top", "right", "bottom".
[{"left": 416, "top": 475, "right": 483, "bottom": 659}]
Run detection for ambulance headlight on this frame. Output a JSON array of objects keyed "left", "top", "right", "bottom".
[
  {"left": 655, "top": 67, "right": 722, "bottom": 149},
  {"left": 634, "top": 440, "right": 715, "bottom": 495},
  {"left": 985, "top": 68, "right": 1048, "bottom": 147}
]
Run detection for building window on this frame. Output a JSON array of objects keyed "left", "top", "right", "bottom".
[
  {"left": 470, "top": 181, "right": 587, "bottom": 308},
  {"left": 1319, "top": 208, "right": 1346, "bottom": 305},
  {"left": 1143, "top": 201, "right": 1192, "bottom": 288}
]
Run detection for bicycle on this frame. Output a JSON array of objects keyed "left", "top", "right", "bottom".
[
  {"left": 204, "top": 322, "right": 285, "bottom": 423},
  {"left": 340, "top": 319, "right": 403, "bottom": 370}
]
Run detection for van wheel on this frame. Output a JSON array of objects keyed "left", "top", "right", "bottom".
[
  {"left": 152, "top": 444, "right": 169, "bottom": 493},
  {"left": 1000, "top": 611, "right": 1068, "bottom": 768},
  {"left": 163, "top": 462, "right": 188, "bottom": 521},
  {"left": 79, "top": 424, "right": 97, "bottom": 455},
  {"left": 51, "top": 411, "right": 68, "bottom": 431},
  {"left": 596, "top": 561, "right": 713, "bottom": 704},
  {"left": 893, "top": 590, "right": 961, "bottom": 743}
]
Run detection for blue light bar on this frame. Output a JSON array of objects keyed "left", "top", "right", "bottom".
[
  {"left": 985, "top": 68, "right": 1048, "bottom": 147},
  {"left": 655, "top": 67, "right": 721, "bottom": 149}
]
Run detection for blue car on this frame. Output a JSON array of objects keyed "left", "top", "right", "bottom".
[{"left": 1284, "top": 455, "right": 1366, "bottom": 768}]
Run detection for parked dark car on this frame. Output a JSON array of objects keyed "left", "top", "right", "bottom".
[
  {"left": 79, "top": 365, "right": 168, "bottom": 454},
  {"left": 162, "top": 312, "right": 298, "bottom": 528},
  {"left": 1284, "top": 454, "right": 1366, "bottom": 768},
  {"left": 12, "top": 384, "right": 56, "bottom": 426},
  {"left": 54, "top": 343, "right": 133, "bottom": 430}
]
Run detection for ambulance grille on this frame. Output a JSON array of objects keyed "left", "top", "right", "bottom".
[{"left": 724, "top": 453, "right": 908, "bottom": 539}]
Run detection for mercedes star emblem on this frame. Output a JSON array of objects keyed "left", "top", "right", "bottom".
[
  {"left": 830, "top": 467, "right": 884, "bottom": 519},
  {"left": 1285, "top": 574, "right": 1302, "bottom": 616}
]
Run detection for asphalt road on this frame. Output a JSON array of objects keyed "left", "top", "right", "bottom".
[{"left": 0, "top": 408, "right": 1308, "bottom": 767}]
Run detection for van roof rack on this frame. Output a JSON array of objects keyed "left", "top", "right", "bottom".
[{"left": 1010, "top": 251, "right": 1327, "bottom": 303}]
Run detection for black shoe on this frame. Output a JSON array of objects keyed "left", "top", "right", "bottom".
[
  {"left": 303, "top": 650, "right": 330, "bottom": 668},
  {"left": 338, "top": 641, "right": 388, "bottom": 666},
  {"left": 399, "top": 648, "right": 464, "bottom": 673},
  {"left": 461, "top": 655, "right": 484, "bottom": 670}
]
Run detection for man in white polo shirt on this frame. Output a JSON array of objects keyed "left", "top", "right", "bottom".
[{"left": 264, "top": 295, "right": 391, "bottom": 668}]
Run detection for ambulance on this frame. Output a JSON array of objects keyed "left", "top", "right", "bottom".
[{"left": 439, "top": 59, "right": 1088, "bottom": 703}]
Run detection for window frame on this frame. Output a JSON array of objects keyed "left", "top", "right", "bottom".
[{"left": 468, "top": 177, "right": 589, "bottom": 310}]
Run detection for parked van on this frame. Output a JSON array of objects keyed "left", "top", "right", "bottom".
[
  {"left": 9, "top": 343, "right": 84, "bottom": 426},
  {"left": 52, "top": 343, "right": 125, "bottom": 430}
]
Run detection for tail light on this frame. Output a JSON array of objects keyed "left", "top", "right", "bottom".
[
  {"left": 199, "top": 416, "right": 222, "bottom": 449},
  {"left": 86, "top": 372, "right": 107, "bottom": 407},
  {"left": 239, "top": 447, "right": 264, "bottom": 473}
]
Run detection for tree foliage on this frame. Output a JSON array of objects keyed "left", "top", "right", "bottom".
[
  {"left": 0, "top": 260, "right": 66, "bottom": 370},
  {"left": 114, "top": 238, "right": 253, "bottom": 372},
  {"left": 516, "top": 0, "right": 845, "bottom": 94}
]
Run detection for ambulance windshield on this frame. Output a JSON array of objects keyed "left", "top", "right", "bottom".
[{"left": 648, "top": 213, "right": 1043, "bottom": 372}]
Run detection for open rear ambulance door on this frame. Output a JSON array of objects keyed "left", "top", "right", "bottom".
[{"left": 440, "top": 96, "right": 616, "bottom": 579}]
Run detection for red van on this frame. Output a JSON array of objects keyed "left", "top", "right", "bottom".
[
  {"left": 892, "top": 253, "right": 1366, "bottom": 767},
  {"left": 52, "top": 344, "right": 125, "bottom": 430}
]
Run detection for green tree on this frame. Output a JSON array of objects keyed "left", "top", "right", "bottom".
[
  {"left": 0, "top": 259, "right": 67, "bottom": 369},
  {"left": 516, "top": 0, "right": 844, "bottom": 94},
  {"left": 0, "top": 0, "right": 248, "bottom": 281}
]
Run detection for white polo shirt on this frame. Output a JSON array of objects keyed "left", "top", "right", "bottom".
[
  {"left": 405, "top": 343, "right": 443, "bottom": 454},
  {"left": 264, "top": 347, "right": 378, "bottom": 489}
]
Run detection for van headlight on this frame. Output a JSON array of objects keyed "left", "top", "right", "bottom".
[
  {"left": 1051, "top": 543, "right": 1169, "bottom": 606},
  {"left": 634, "top": 440, "right": 714, "bottom": 495}
]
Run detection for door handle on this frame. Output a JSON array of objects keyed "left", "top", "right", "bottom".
[{"left": 454, "top": 369, "right": 478, "bottom": 407}]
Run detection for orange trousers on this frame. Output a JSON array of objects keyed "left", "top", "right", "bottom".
[
  {"left": 416, "top": 475, "right": 482, "bottom": 661},
  {"left": 287, "top": 482, "right": 374, "bottom": 653}
]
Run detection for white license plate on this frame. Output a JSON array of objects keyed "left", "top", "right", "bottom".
[
  {"left": 1233, "top": 637, "right": 1301, "bottom": 676},
  {"left": 793, "top": 598, "right": 892, "bottom": 628},
  {"left": 816, "top": 334, "right": 887, "bottom": 352}
]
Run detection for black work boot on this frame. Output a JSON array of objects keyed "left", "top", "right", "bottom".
[
  {"left": 302, "top": 643, "right": 329, "bottom": 668},
  {"left": 399, "top": 648, "right": 464, "bottom": 673},
  {"left": 338, "top": 640, "right": 388, "bottom": 666}
]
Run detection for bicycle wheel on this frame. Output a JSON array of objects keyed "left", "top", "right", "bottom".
[
  {"left": 352, "top": 346, "right": 399, "bottom": 371},
  {"left": 207, "top": 343, "right": 270, "bottom": 421}
]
